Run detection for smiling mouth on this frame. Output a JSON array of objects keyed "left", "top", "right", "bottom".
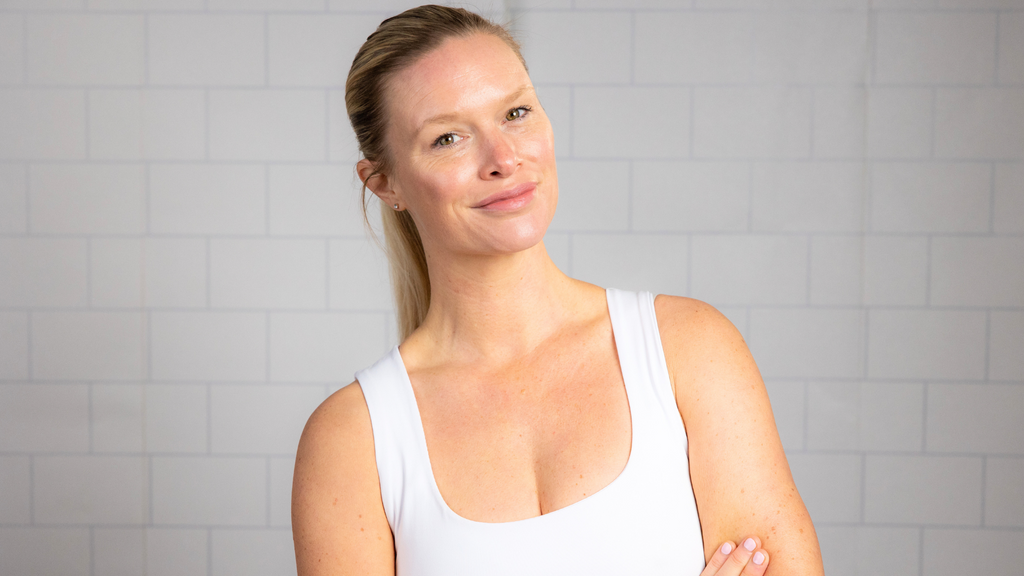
[{"left": 474, "top": 182, "right": 537, "bottom": 211}]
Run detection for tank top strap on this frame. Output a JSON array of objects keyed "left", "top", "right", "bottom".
[
  {"left": 605, "top": 288, "right": 688, "bottom": 454},
  {"left": 354, "top": 346, "right": 434, "bottom": 533}
]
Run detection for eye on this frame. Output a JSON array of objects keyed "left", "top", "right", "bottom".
[
  {"left": 505, "top": 105, "right": 532, "bottom": 122},
  {"left": 433, "top": 132, "right": 462, "bottom": 148}
]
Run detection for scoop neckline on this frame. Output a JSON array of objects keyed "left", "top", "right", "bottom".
[{"left": 390, "top": 287, "right": 637, "bottom": 527}]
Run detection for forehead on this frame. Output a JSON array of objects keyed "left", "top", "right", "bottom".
[{"left": 385, "top": 32, "right": 530, "bottom": 132}]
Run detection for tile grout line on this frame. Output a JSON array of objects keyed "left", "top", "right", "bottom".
[
  {"left": 983, "top": 309, "right": 991, "bottom": 382},
  {"left": 805, "top": 235, "right": 812, "bottom": 305},
  {"left": 994, "top": 12, "right": 1001, "bottom": 86},
  {"left": 859, "top": 451, "right": 866, "bottom": 523},
  {"left": 921, "top": 383, "right": 929, "bottom": 453},
  {"left": 988, "top": 163, "right": 996, "bottom": 234},
  {"left": 980, "top": 454, "right": 987, "bottom": 527},
  {"left": 29, "top": 454, "right": 35, "bottom": 524},
  {"left": 89, "top": 525, "right": 95, "bottom": 576},
  {"left": 206, "top": 383, "right": 212, "bottom": 455},
  {"left": 918, "top": 527, "right": 924, "bottom": 576},
  {"left": 21, "top": 12, "right": 27, "bottom": 85},
  {"left": 88, "top": 381, "right": 94, "bottom": 453},
  {"left": 207, "top": 528, "right": 213, "bottom": 576}
]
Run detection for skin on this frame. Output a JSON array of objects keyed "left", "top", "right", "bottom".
[{"left": 292, "top": 32, "right": 824, "bottom": 576}]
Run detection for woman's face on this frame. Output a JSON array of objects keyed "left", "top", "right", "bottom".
[{"left": 374, "top": 32, "right": 558, "bottom": 260}]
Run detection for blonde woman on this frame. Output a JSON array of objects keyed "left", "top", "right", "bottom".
[{"left": 292, "top": 6, "right": 824, "bottom": 575}]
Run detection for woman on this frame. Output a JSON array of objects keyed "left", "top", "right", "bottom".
[{"left": 292, "top": 5, "right": 824, "bottom": 575}]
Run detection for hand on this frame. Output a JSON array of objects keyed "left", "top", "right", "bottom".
[{"left": 699, "top": 536, "right": 769, "bottom": 576}]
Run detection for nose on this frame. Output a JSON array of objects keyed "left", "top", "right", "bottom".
[{"left": 479, "top": 128, "right": 519, "bottom": 179}]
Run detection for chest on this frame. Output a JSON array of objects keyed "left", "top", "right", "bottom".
[{"left": 410, "top": 337, "right": 632, "bottom": 523}]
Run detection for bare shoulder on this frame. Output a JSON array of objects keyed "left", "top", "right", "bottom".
[
  {"left": 653, "top": 295, "right": 824, "bottom": 574},
  {"left": 652, "top": 294, "right": 754, "bottom": 400},
  {"left": 292, "top": 382, "right": 394, "bottom": 576}
]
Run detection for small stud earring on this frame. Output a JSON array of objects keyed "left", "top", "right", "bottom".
[{"left": 393, "top": 203, "right": 399, "bottom": 210}]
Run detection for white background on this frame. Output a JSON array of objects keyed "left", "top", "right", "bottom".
[{"left": 0, "top": 0, "right": 1022, "bottom": 574}]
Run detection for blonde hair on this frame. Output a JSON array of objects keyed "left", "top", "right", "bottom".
[{"left": 345, "top": 5, "right": 526, "bottom": 341}]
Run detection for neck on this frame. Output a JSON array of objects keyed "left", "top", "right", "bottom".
[{"left": 403, "top": 241, "right": 588, "bottom": 368}]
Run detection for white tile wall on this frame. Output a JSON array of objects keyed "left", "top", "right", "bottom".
[
  {"left": 0, "top": 90, "right": 86, "bottom": 159},
  {"left": 573, "top": 87, "right": 690, "bottom": 158},
  {"left": 210, "top": 529, "right": 296, "bottom": 576},
  {"left": 816, "top": 526, "right": 920, "bottom": 576},
  {"left": 989, "top": 311, "right": 1024, "bottom": 381},
  {"left": 934, "top": 88, "right": 1024, "bottom": 159},
  {"left": 149, "top": 165, "right": 267, "bottom": 235},
  {"left": 994, "top": 163, "right": 1024, "bottom": 233},
  {"left": 923, "top": 529, "right": 1024, "bottom": 576},
  {"left": 517, "top": 11, "right": 631, "bottom": 85},
  {"left": 33, "top": 455, "right": 149, "bottom": 525},
  {"left": 930, "top": 237, "right": 1024, "bottom": 306},
  {"left": 150, "top": 312, "right": 265, "bottom": 382},
  {"left": 32, "top": 311, "right": 148, "bottom": 381},
  {"left": 548, "top": 160, "right": 630, "bottom": 232},
  {"left": 867, "top": 310, "right": 987, "bottom": 380},
  {"left": 874, "top": 13, "right": 996, "bottom": 84},
  {"left": 927, "top": 383, "right": 1024, "bottom": 454},
  {"left": 869, "top": 162, "right": 991, "bottom": 233},
  {"left": 690, "top": 235, "right": 808, "bottom": 305},
  {"left": 1000, "top": 12, "right": 1024, "bottom": 84},
  {"left": 146, "top": 528, "right": 208, "bottom": 576},
  {"left": 694, "top": 87, "right": 812, "bottom": 159},
  {"left": 209, "top": 385, "right": 323, "bottom": 454},
  {"left": 0, "top": 528, "right": 90, "bottom": 576},
  {"left": 0, "top": 164, "right": 27, "bottom": 234},
  {"left": 209, "top": 239, "right": 327, "bottom": 309},
  {"left": 151, "top": 457, "right": 266, "bottom": 526},
  {"left": 748, "top": 309, "right": 865, "bottom": 378},
  {"left": 750, "top": 162, "right": 865, "bottom": 232},
  {"left": 0, "top": 312, "right": 29, "bottom": 380},
  {"left": 94, "top": 527, "right": 144, "bottom": 576},
  {"left": 984, "top": 457, "right": 1024, "bottom": 527},
  {"left": 144, "top": 384, "right": 208, "bottom": 453},
  {"left": 209, "top": 90, "right": 327, "bottom": 161},
  {"left": 0, "top": 384, "right": 89, "bottom": 452},
  {"left": 88, "top": 90, "right": 206, "bottom": 161},
  {"left": 0, "top": 238, "right": 88, "bottom": 307},
  {"left": 92, "top": 383, "right": 145, "bottom": 452},
  {"left": 25, "top": 14, "right": 145, "bottom": 85},
  {"left": 2, "top": 1, "right": 1022, "bottom": 573},
  {"left": 30, "top": 164, "right": 146, "bottom": 235},
  {"left": 0, "top": 456, "right": 32, "bottom": 524},
  {"left": 632, "top": 161, "right": 749, "bottom": 232},
  {"left": 148, "top": 15, "right": 265, "bottom": 87},
  {"left": 865, "top": 455, "right": 983, "bottom": 525},
  {"left": 0, "top": 16, "right": 23, "bottom": 84}
]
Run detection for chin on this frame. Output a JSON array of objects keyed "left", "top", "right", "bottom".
[{"left": 486, "top": 215, "right": 552, "bottom": 255}]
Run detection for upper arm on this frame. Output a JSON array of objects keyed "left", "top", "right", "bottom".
[
  {"left": 655, "top": 296, "right": 824, "bottom": 575},
  {"left": 292, "top": 382, "right": 395, "bottom": 576}
]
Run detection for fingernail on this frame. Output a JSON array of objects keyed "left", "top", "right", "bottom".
[
  {"left": 720, "top": 542, "right": 732, "bottom": 555},
  {"left": 753, "top": 552, "right": 765, "bottom": 565},
  {"left": 743, "top": 538, "right": 756, "bottom": 551}
]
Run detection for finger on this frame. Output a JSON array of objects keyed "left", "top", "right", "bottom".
[
  {"left": 740, "top": 547, "right": 769, "bottom": 576},
  {"left": 720, "top": 537, "right": 759, "bottom": 576},
  {"left": 699, "top": 541, "right": 736, "bottom": 576}
]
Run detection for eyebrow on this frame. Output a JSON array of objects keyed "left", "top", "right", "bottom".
[{"left": 418, "top": 84, "right": 533, "bottom": 132}]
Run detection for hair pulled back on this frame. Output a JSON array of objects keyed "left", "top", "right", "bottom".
[{"left": 345, "top": 5, "right": 526, "bottom": 340}]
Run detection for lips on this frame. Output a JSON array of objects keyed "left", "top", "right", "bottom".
[{"left": 473, "top": 182, "right": 537, "bottom": 210}]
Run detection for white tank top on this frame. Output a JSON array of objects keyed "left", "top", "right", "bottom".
[{"left": 355, "top": 289, "right": 706, "bottom": 575}]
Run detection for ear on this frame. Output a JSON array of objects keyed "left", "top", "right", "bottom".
[{"left": 357, "top": 158, "right": 398, "bottom": 207}]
